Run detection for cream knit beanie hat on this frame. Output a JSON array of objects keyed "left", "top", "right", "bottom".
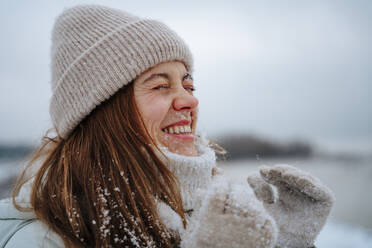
[{"left": 50, "top": 5, "right": 193, "bottom": 139}]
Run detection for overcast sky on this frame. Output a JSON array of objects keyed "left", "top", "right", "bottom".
[{"left": 0, "top": 0, "right": 371, "bottom": 148}]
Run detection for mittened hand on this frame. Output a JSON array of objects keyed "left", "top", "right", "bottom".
[
  {"left": 181, "top": 176, "right": 277, "bottom": 248},
  {"left": 247, "top": 165, "right": 335, "bottom": 248}
]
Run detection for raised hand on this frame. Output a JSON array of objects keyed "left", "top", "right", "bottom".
[
  {"left": 247, "top": 164, "right": 334, "bottom": 248},
  {"left": 181, "top": 176, "right": 277, "bottom": 248}
]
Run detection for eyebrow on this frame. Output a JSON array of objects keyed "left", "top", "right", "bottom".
[
  {"left": 143, "top": 72, "right": 193, "bottom": 84},
  {"left": 143, "top": 73, "right": 169, "bottom": 84}
]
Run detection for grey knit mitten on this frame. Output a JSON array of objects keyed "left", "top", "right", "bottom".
[
  {"left": 247, "top": 165, "right": 334, "bottom": 248},
  {"left": 181, "top": 176, "right": 277, "bottom": 248}
]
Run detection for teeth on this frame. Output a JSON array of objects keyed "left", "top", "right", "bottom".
[
  {"left": 162, "top": 125, "right": 192, "bottom": 134},
  {"left": 186, "top": 126, "right": 191, "bottom": 132},
  {"left": 174, "top": 126, "right": 180, "bottom": 134}
]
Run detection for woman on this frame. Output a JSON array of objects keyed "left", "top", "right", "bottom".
[{"left": 0, "top": 5, "right": 334, "bottom": 248}]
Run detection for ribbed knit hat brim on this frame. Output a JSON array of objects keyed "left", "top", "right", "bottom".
[{"left": 50, "top": 5, "right": 193, "bottom": 138}]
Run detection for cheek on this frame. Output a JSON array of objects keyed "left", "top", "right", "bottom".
[{"left": 137, "top": 95, "right": 170, "bottom": 128}]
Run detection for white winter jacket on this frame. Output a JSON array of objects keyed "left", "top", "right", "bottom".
[{"left": 0, "top": 181, "right": 64, "bottom": 247}]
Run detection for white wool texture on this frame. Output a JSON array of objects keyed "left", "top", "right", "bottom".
[
  {"left": 180, "top": 176, "right": 277, "bottom": 248},
  {"left": 50, "top": 5, "right": 193, "bottom": 138},
  {"left": 159, "top": 137, "right": 216, "bottom": 212},
  {"left": 157, "top": 201, "right": 184, "bottom": 235}
]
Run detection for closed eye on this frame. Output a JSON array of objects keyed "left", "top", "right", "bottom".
[
  {"left": 153, "top": 85, "right": 170, "bottom": 90},
  {"left": 184, "top": 86, "right": 196, "bottom": 92}
]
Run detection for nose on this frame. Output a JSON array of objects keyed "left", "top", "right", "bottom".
[{"left": 173, "top": 88, "right": 199, "bottom": 111}]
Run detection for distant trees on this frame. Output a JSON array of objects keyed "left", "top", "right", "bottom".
[
  {"left": 0, "top": 145, "right": 33, "bottom": 160},
  {"left": 215, "top": 134, "right": 312, "bottom": 160}
]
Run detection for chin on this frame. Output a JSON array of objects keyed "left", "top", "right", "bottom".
[
  {"left": 167, "top": 144, "right": 197, "bottom": 156},
  {"left": 156, "top": 132, "right": 198, "bottom": 156}
]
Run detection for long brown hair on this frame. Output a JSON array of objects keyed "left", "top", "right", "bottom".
[{"left": 12, "top": 82, "right": 186, "bottom": 247}]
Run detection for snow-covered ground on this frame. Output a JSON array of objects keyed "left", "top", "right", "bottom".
[
  {"left": 316, "top": 221, "right": 372, "bottom": 248},
  {"left": 1, "top": 156, "right": 372, "bottom": 247}
]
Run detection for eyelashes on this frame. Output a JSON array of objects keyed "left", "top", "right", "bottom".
[
  {"left": 185, "top": 86, "right": 196, "bottom": 92},
  {"left": 152, "top": 85, "right": 196, "bottom": 92},
  {"left": 153, "top": 85, "right": 170, "bottom": 90}
]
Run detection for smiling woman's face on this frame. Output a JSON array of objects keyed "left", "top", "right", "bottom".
[{"left": 133, "top": 61, "right": 199, "bottom": 156}]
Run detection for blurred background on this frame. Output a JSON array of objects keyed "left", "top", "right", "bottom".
[{"left": 1, "top": 0, "right": 371, "bottom": 246}]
